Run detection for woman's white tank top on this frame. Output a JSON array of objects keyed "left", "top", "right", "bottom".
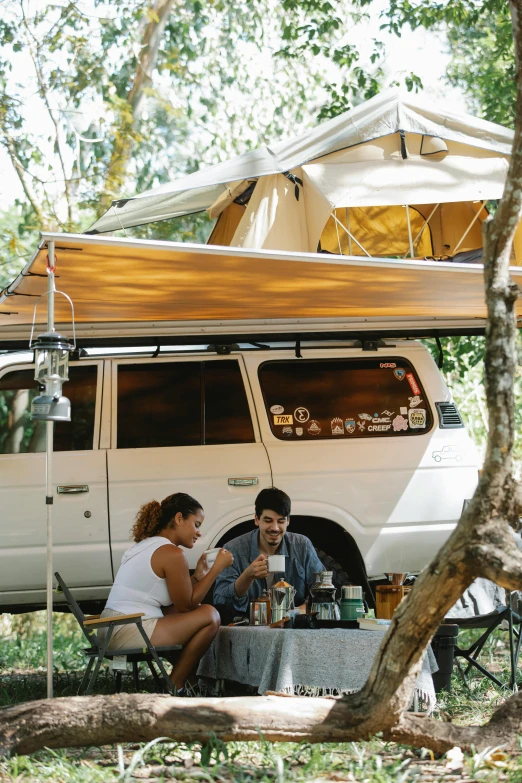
[{"left": 105, "top": 536, "right": 176, "bottom": 619}]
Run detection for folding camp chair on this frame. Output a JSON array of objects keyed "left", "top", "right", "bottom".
[
  {"left": 445, "top": 578, "right": 522, "bottom": 692},
  {"left": 55, "top": 572, "right": 182, "bottom": 696}
]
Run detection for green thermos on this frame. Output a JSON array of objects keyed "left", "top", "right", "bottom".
[{"left": 340, "top": 585, "right": 365, "bottom": 621}]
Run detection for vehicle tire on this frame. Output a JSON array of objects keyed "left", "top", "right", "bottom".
[
  {"left": 314, "top": 548, "right": 351, "bottom": 600},
  {"left": 434, "top": 455, "right": 441, "bottom": 462}
]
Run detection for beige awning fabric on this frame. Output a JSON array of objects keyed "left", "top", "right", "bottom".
[{"left": 0, "top": 233, "right": 521, "bottom": 345}]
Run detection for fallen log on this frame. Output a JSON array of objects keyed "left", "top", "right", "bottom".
[{"left": 1, "top": 691, "right": 522, "bottom": 757}]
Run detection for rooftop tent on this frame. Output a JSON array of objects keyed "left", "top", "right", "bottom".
[{"left": 87, "top": 88, "right": 522, "bottom": 263}]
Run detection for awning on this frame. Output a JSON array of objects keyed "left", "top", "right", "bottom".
[{"left": 0, "top": 232, "right": 520, "bottom": 347}]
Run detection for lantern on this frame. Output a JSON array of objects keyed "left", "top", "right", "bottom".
[{"left": 31, "top": 331, "right": 74, "bottom": 422}]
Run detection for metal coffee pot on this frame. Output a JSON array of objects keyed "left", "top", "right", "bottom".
[
  {"left": 270, "top": 579, "right": 296, "bottom": 623},
  {"left": 309, "top": 570, "right": 340, "bottom": 621}
]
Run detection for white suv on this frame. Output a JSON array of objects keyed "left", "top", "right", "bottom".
[{"left": 0, "top": 339, "right": 478, "bottom": 611}]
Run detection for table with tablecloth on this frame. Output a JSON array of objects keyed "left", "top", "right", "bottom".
[{"left": 197, "top": 627, "right": 438, "bottom": 708}]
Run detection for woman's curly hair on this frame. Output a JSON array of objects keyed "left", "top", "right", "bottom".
[{"left": 131, "top": 492, "right": 203, "bottom": 543}]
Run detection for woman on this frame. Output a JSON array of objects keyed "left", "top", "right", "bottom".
[{"left": 100, "top": 492, "right": 233, "bottom": 693}]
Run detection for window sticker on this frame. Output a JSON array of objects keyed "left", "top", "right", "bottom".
[
  {"left": 400, "top": 406, "right": 408, "bottom": 415},
  {"left": 392, "top": 414, "right": 408, "bottom": 431},
  {"left": 331, "top": 418, "right": 344, "bottom": 435},
  {"left": 274, "top": 414, "right": 293, "bottom": 425},
  {"left": 409, "top": 395, "right": 423, "bottom": 408},
  {"left": 282, "top": 426, "right": 293, "bottom": 436},
  {"left": 394, "top": 368, "right": 406, "bottom": 381},
  {"left": 406, "top": 373, "right": 421, "bottom": 395},
  {"left": 345, "top": 419, "right": 355, "bottom": 433},
  {"left": 308, "top": 420, "right": 321, "bottom": 435},
  {"left": 294, "top": 407, "right": 310, "bottom": 423},
  {"left": 409, "top": 408, "right": 426, "bottom": 429},
  {"left": 380, "top": 362, "right": 396, "bottom": 368},
  {"left": 296, "top": 427, "right": 304, "bottom": 436},
  {"left": 270, "top": 404, "right": 284, "bottom": 414},
  {"left": 358, "top": 413, "right": 372, "bottom": 421},
  {"left": 381, "top": 409, "right": 394, "bottom": 418},
  {"left": 357, "top": 420, "right": 366, "bottom": 432}
]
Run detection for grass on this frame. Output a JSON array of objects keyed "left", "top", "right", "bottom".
[{"left": 1, "top": 615, "right": 522, "bottom": 781}]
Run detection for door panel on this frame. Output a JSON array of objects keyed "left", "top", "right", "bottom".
[
  {"left": 107, "top": 356, "right": 272, "bottom": 571},
  {"left": 0, "top": 362, "right": 112, "bottom": 597}
]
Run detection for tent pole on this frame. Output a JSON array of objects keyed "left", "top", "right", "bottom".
[
  {"left": 346, "top": 208, "right": 352, "bottom": 255},
  {"left": 405, "top": 206, "right": 414, "bottom": 258},
  {"left": 46, "top": 241, "right": 56, "bottom": 700},
  {"left": 330, "top": 212, "right": 371, "bottom": 257},
  {"left": 453, "top": 201, "right": 487, "bottom": 255},
  {"left": 404, "top": 203, "right": 440, "bottom": 259}
]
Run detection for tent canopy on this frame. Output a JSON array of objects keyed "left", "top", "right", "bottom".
[
  {"left": 0, "top": 233, "right": 521, "bottom": 348},
  {"left": 87, "top": 88, "right": 522, "bottom": 263}
]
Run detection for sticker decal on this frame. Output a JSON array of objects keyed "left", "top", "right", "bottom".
[
  {"left": 368, "top": 424, "right": 392, "bottom": 432},
  {"left": 270, "top": 404, "right": 284, "bottom": 415},
  {"left": 372, "top": 415, "right": 391, "bottom": 424},
  {"left": 296, "top": 427, "right": 303, "bottom": 437},
  {"left": 408, "top": 408, "right": 426, "bottom": 428},
  {"left": 432, "top": 445, "right": 464, "bottom": 462},
  {"left": 392, "top": 414, "right": 408, "bottom": 432},
  {"left": 380, "top": 362, "right": 396, "bottom": 369},
  {"left": 357, "top": 420, "right": 366, "bottom": 432},
  {"left": 274, "top": 414, "right": 293, "bottom": 425},
  {"left": 400, "top": 406, "right": 408, "bottom": 415},
  {"left": 358, "top": 413, "right": 373, "bottom": 421},
  {"left": 345, "top": 419, "right": 355, "bottom": 434},
  {"left": 394, "top": 368, "right": 406, "bottom": 381},
  {"left": 294, "top": 407, "right": 310, "bottom": 423},
  {"left": 282, "top": 426, "right": 293, "bottom": 436},
  {"left": 406, "top": 373, "right": 421, "bottom": 395},
  {"left": 331, "top": 417, "right": 344, "bottom": 435},
  {"left": 409, "top": 395, "right": 423, "bottom": 408},
  {"left": 381, "top": 410, "right": 394, "bottom": 418},
  {"left": 307, "top": 420, "right": 321, "bottom": 435}
]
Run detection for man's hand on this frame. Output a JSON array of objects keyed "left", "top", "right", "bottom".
[
  {"left": 248, "top": 553, "right": 268, "bottom": 580},
  {"left": 234, "top": 553, "right": 268, "bottom": 598}
]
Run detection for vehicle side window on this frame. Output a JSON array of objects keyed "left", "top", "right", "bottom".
[
  {"left": 117, "top": 362, "right": 201, "bottom": 449},
  {"left": 204, "top": 360, "right": 254, "bottom": 445},
  {"left": 259, "top": 358, "right": 432, "bottom": 440},
  {"left": 116, "top": 360, "right": 254, "bottom": 448},
  {"left": 0, "top": 365, "right": 98, "bottom": 453}
]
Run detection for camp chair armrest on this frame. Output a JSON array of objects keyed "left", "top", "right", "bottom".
[
  {"left": 83, "top": 612, "right": 145, "bottom": 628},
  {"left": 84, "top": 614, "right": 101, "bottom": 621}
]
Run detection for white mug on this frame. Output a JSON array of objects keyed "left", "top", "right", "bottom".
[
  {"left": 204, "top": 548, "right": 221, "bottom": 567},
  {"left": 267, "top": 554, "right": 286, "bottom": 573}
]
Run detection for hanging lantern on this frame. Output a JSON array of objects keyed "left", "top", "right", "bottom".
[{"left": 31, "top": 331, "right": 74, "bottom": 422}]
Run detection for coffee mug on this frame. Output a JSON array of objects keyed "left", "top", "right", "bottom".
[
  {"left": 204, "top": 548, "right": 221, "bottom": 567},
  {"left": 267, "top": 554, "right": 286, "bottom": 573}
]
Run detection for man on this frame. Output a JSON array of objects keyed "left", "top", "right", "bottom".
[{"left": 213, "top": 487, "right": 325, "bottom": 614}]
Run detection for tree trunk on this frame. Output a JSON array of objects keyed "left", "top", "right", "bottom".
[{"left": 97, "top": 0, "right": 177, "bottom": 215}]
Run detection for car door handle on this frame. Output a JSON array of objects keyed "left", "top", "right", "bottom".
[
  {"left": 57, "top": 485, "right": 89, "bottom": 494},
  {"left": 228, "top": 477, "right": 259, "bottom": 487}
]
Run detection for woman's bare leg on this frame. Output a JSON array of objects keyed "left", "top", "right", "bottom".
[{"left": 150, "top": 604, "right": 220, "bottom": 690}]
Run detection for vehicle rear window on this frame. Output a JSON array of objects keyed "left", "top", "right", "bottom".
[
  {"left": 0, "top": 365, "right": 98, "bottom": 453},
  {"left": 117, "top": 360, "right": 254, "bottom": 449},
  {"left": 258, "top": 358, "right": 431, "bottom": 440}
]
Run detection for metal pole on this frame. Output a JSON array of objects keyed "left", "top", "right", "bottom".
[
  {"left": 405, "top": 205, "right": 414, "bottom": 258},
  {"left": 46, "top": 241, "right": 56, "bottom": 699}
]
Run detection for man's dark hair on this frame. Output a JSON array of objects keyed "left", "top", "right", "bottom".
[{"left": 255, "top": 487, "right": 291, "bottom": 519}]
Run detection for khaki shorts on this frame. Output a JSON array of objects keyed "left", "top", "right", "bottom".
[{"left": 97, "top": 607, "right": 159, "bottom": 651}]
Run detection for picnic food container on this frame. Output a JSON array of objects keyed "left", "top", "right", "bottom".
[{"left": 340, "top": 585, "right": 365, "bottom": 621}]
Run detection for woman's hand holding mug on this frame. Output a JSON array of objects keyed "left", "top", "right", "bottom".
[{"left": 214, "top": 547, "right": 234, "bottom": 572}]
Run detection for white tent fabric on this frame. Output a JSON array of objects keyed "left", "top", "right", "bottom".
[{"left": 87, "top": 88, "right": 514, "bottom": 235}]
